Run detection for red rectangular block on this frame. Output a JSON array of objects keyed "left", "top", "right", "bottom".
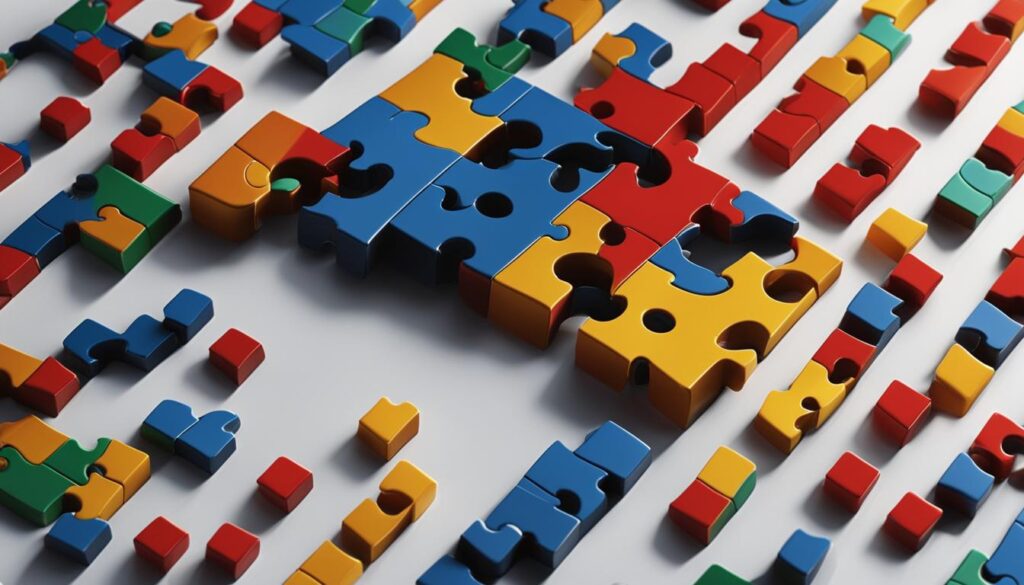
[
  {"left": 872, "top": 380, "right": 931, "bottom": 446},
  {"left": 968, "top": 412, "right": 1024, "bottom": 481},
  {"left": 135, "top": 516, "right": 189, "bottom": 573},
  {"left": 257, "top": 456, "right": 313, "bottom": 512},
  {"left": 884, "top": 492, "right": 942, "bottom": 551},
  {"left": 884, "top": 254, "right": 943, "bottom": 310},
  {"left": 666, "top": 63, "right": 737, "bottom": 137},
  {"left": 209, "top": 328, "right": 266, "bottom": 386},
  {"left": 206, "top": 523, "right": 259, "bottom": 579},
  {"left": 668, "top": 480, "right": 734, "bottom": 545},
  {"left": 40, "top": 97, "right": 91, "bottom": 142},
  {"left": 740, "top": 11, "right": 798, "bottom": 76},
  {"left": 850, "top": 125, "right": 920, "bottom": 182},
  {"left": 979, "top": 125, "right": 1024, "bottom": 180},
  {"left": 824, "top": 451, "right": 879, "bottom": 512}
]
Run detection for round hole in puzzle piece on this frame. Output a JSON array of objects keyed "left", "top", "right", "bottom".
[
  {"left": 599, "top": 222, "right": 626, "bottom": 246},
  {"left": 475, "top": 193, "right": 513, "bottom": 218},
  {"left": 642, "top": 309, "right": 675, "bottom": 333},
  {"left": 454, "top": 77, "right": 487, "bottom": 100},
  {"left": 589, "top": 101, "right": 615, "bottom": 120}
]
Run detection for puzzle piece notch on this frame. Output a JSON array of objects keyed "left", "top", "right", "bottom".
[
  {"left": 755, "top": 361, "right": 851, "bottom": 454},
  {"left": 955, "top": 300, "right": 1023, "bottom": 368},
  {"left": 45, "top": 513, "right": 112, "bottom": 565},
  {"left": 435, "top": 27, "right": 531, "bottom": 92},
  {"left": 935, "top": 452, "right": 994, "bottom": 517}
]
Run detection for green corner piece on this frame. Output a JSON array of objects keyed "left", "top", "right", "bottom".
[
  {"left": 343, "top": 0, "right": 376, "bottom": 15},
  {"left": 315, "top": 6, "right": 372, "bottom": 54},
  {"left": 435, "top": 27, "right": 530, "bottom": 92},
  {"left": 947, "top": 549, "right": 991, "bottom": 585},
  {"left": 44, "top": 439, "right": 112, "bottom": 485},
  {"left": 0, "top": 446, "right": 74, "bottom": 526},
  {"left": 860, "top": 15, "right": 910, "bottom": 60},
  {"left": 92, "top": 164, "right": 181, "bottom": 243},
  {"left": 961, "top": 157, "right": 1013, "bottom": 203},
  {"left": 55, "top": 0, "right": 108, "bottom": 35},
  {"left": 695, "top": 564, "right": 751, "bottom": 585},
  {"left": 936, "top": 173, "right": 993, "bottom": 229}
]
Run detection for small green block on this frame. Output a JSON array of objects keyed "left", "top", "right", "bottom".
[
  {"left": 435, "top": 27, "right": 530, "bottom": 92},
  {"left": 961, "top": 157, "right": 1013, "bottom": 203},
  {"left": 0, "top": 447, "right": 74, "bottom": 526},
  {"left": 947, "top": 549, "right": 990, "bottom": 585},
  {"left": 55, "top": 0, "right": 108, "bottom": 35},
  {"left": 860, "top": 15, "right": 910, "bottom": 60},
  {"left": 315, "top": 6, "right": 372, "bottom": 54},
  {"left": 44, "top": 439, "right": 111, "bottom": 485},
  {"left": 936, "top": 173, "right": 993, "bottom": 229},
  {"left": 695, "top": 564, "right": 750, "bottom": 585}
]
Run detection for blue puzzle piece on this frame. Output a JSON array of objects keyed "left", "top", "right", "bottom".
[
  {"left": 96, "top": 24, "right": 134, "bottom": 59},
  {"left": 726, "top": 190, "right": 800, "bottom": 243},
  {"left": 986, "top": 522, "right": 1024, "bottom": 584},
  {"left": 45, "top": 513, "right": 111, "bottom": 565},
  {"left": 141, "top": 399, "right": 199, "bottom": 451},
  {"left": 389, "top": 157, "right": 583, "bottom": 285},
  {"left": 282, "top": 24, "right": 352, "bottom": 76},
  {"left": 162, "top": 289, "right": 214, "bottom": 343},
  {"left": 2, "top": 216, "right": 68, "bottom": 268},
  {"left": 177, "top": 409, "right": 241, "bottom": 474},
  {"left": 524, "top": 441, "right": 608, "bottom": 532},
  {"left": 764, "top": 0, "right": 839, "bottom": 37},
  {"left": 936, "top": 452, "right": 994, "bottom": 517},
  {"left": 573, "top": 420, "right": 651, "bottom": 495},
  {"left": 613, "top": 23, "right": 672, "bottom": 82},
  {"left": 774, "top": 528, "right": 830, "bottom": 584},
  {"left": 36, "top": 24, "right": 83, "bottom": 58},
  {"left": 142, "top": 50, "right": 207, "bottom": 97},
  {"left": 121, "top": 315, "right": 180, "bottom": 370},
  {"left": 962, "top": 158, "right": 1013, "bottom": 203},
  {"left": 300, "top": 98, "right": 460, "bottom": 276},
  {"left": 956, "top": 300, "right": 1024, "bottom": 368},
  {"left": 471, "top": 75, "right": 533, "bottom": 117},
  {"left": 35, "top": 189, "right": 101, "bottom": 234},
  {"left": 62, "top": 319, "right": 123, "bottom": 377},
  {"left": 498, "top": 0, "right": 574, "bottom": 58},
  {"left": 418, "top": 556, "right": 485, "bottom": 585},
  {"left": 839, "top": 283, "right": 902, "bottom": 349},
  {"left": 280, "top": 0, "right": 340, "bottom": 24},
  {"left": 456, "top": 521, "right": 523, "bottom": 580},
  {"left": 362, "top": 0, "right": 416, "bottom": 41},
  {"left": 650, "top": 225, "right": 730, "bottom": 295}
]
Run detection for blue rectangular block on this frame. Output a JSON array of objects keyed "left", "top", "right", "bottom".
[
  {"left": 162, "top": 289, "right": 214, "bottom": 342},
  {"left": 45, "top": 513, "right": 111, "bottom": 565},
  {"left": 839, "top": 283, "right": 902, "bottom": 349},
  {"left": 774, "top": 528, "right": 830, "bottom": 584}
]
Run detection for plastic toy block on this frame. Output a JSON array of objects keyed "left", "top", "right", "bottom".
[
  {"left": 980, "top": 125, "right": 1024, "bottom": 181},
  {"left": 291, "top": 540, "right": 363, "bottom": 585},
  {"left": 208, "top": 328, "right": 265, "bottom": 385},
  {"left": 498, "top": 0, "right": 575, "bottom": 58},
  {"left": 0, "top": 416, "right": 69, "bottom": 465},
  {"left": 811, "top": 328, "right": 878, "bottom": 384},
  {"left": 3, "top": 216, "right": 67, "bottom": 268},
  {"left": 525, "top": 442, "right": 608, "bottom": 531},
  {"left": 803, "top": 56, "right": 867, "bottom": 104},
  {"left": 110, "top": 129, "right": 176, "bottom": 181},
  {"left": 63, "top": 315, "right": 177, "bottom": 376},
  {"left": 206, "top": 523, "right": 259, "bottom": 579},
  {"left": 591, "top": 23, "right": 670, "bottom": 81},
  {"left": 162, "top": 289, "right": 214, "bottom": 343},
  {"left": 959, "top": 158, "right": 1013, "bottom": 203},
  {"left": 17, "top": 357, "right": 81, "bottom": 417},
  {"left": 572, "top": 420, "right": 651, "bottom": 495},
  {"left": 813, "top": 163, "right": 887, "bottom": 222},
  {"left": 180, "top": 66, "right": 243, "bottom": 113},
  {"left": 0, "top": 245, "right": 40, "bottom": 302},
  {"left": 434, "top": 28, "right": 530, "bottom": 92},
  {"left": 956, "top": 300, "right": 1023, "bottom": 368},
  {"left": 178, "top": 410, "right": 241, "bottom": 474},
  {"left": 649, "top": 227, "right": 729, "bottom": 296},
  {"left": 839, "top": 283, "right": 903, "bottom": 349},
  {"left": 668, "top": 479, "right": 735, "bottom": 545},
  {"left": 40, "top": 97, "right": 90, "bottom": 142},
  {"left": 231, "top": 2, "right": 284, "bottom": 47},
  {"left": 884, "top": 254, "right": 943, "bottom": 310},
  {"left": 873, "top": 381, "right": 931, "bottom": 446},
  {"left": 863, "top": 0, "right": 931, "bottom": 31},
  {"left": 935, "top": 171, "right": 994, "bottom": 229},
  {"left": 774, "top": 529, "right": 830, "bottom": 584},
  {"left": 139, "top": 97, "right": 201, "bottom": 151},
  {"left": 756, "top": 361, "right": 850, "bottom": 453},
  {"left": 79, "top": 207, "right": 151, "bottom": 271},
  {"left": 134, "top": 516, "right": 189, "bottom": 572},
  {"left": 665, "top": 62, "right": 738, "bottom": 136},
  {"left": 740, "top": 10, "right": 799, "bottom": 77},
  {"left": 987, "top": 520, "right": 1024, "bottom": 583},
  {"left": 65, "top": 472, "right": 123, "bottom": 520},
  {"left": 985, "top": 0, "right": 1024, "bottom": 42},
  {"left": 929, "top": 343, "right": 994, "bottom": 417},
  {"left": 142, "top": 50, "right": 207, "bottom": 97},
  {"left": 884, "top": 492, "right": 942, "bottom": 551},
  {"left": 867, "top": 208, "right": 927, "bottom": 262},
  {"left": 764, "top": 0, "right": 839, "bottom": 37},
  {"left": 342, "top": 460, "right": 436, "bottom": 564},
  {"left": 417, "top": 556, "right": 482, "bottom": 585},
  {"left": 852, "top": 125, "right": 920, "bottom": 182},
  {"left": 987, "top": 258, "right": 1024, "bottom": 318},
  {"left": 543, "top": 0, "right": 603, "bottom": 43},
  {"left": 142, "top": 14, "right": 217, "bottom": 60},
  {"left": 935, "top": 452, "right": 993, "bottom": 517},
  {"left": 998, "top": 108, "right": 1024, "bottom": 138},
  {"left": 45, "top": 438, "right": 111, "bottom": 485},
  {"left": 860, "top": 15, "right": 910, "bottom": 59},
  {"left": 257, "top": 456, "right": 313, "bottom": 512},
  {"left": 824, "top": 451, "right": 879, "bottom": 512},
  {"left": 948, "top": 549, "right": 998, "bottom": 585},
  {"left": 695, "top": 565, "right": 751, "bottom": 585},
  {"left": 93, "top": 440, "right": 149, "bottom": 499},
  {"left": 751, "top": 79, "right": 849, "bottom": 168},
  {"left": 0, "top": 446, "right": 74, "bottom": 526},
  {"left": 142, "top": 399, "right": 199, "bottom": 450},
  {"left": 705, "top": 42, "right": 761, "bottom": 102},
  {"left": 969, "top": 413, "right": 1024, "bottom": 481},
  {"left": 697, "top": 446, "right": 756, "bottom": 509},
  {"left": 45, "top": 513, "right": 111, "bottom": 565},
  {"left": 0, "top": 344, "right": 44, "bottom": 395},
  {"left": 837, "top": 34, "right": 891, "bottom": 86},
  {"left": 357, "top": 398, "right": 420, "bottom": 461},
  {"left": 0, "top": 141, "right": 29, "bottom": 192}
]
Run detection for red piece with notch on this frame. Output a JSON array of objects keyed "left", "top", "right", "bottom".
[
  {"left": 969, "top": 412, "right": 1024, "bottom": 481},
  {"left": 575, "top": 67, "right": 694, "bottom": 147},
  {"left": 741, "top": 10, "right": 798, "bottom": 76},
  {"left": 811, "top": 328, "right": 877, "bottom": 384},
  {"left": 231, "top": 2, "right": 284, "bottom": 47},
  {"left": 40, "top": 97, "right": 91, "bottom": 142}
]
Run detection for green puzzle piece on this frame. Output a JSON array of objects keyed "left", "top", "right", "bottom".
[
  {"left": 55, "top": 0, "right": 108, "bottom": 35},
  {"left": 435, "top": 28, "right": 531, "bottom": 92},
  {"left": 0, "top": 446, "right": 73, "bottom": 526},
  {"left": 92, "top": 164, "right": 181, "bottom": 242},
  {"left": 695, "top": 564, "right": 750, "bottom": 585},
  {"left": 860, "top": 15, "right": 910, "bottom": 60},
  {"left": 937, "top": 172, "right": 994, "bottom": 229},
  {"left": 44, "top": 439, "right": 111, "bottom": 485},
  {"left": 961, "top": 157, "right": 1013, "bottom": 204},
  {"left": 315, "top": 6, "right": 372, "bottom": 55},
  {"left": 947, "top": 549, "right": 991, "bottom": 585}
]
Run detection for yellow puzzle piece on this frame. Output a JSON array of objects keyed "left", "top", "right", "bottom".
[
  {"left": 804, "top": 56, "right": 867, "bottom": 104},
  {"left": 862, "top": 0, "right": 933, "bottom": 31},
  {"left": 358, "top": 397, "right": 420, "bottom": 461},
  {"left": 591, "top": 32, "right": 636, "bottom": 78},
  {"left": 577, "top": 238, "right": 841, "bottom": 428},
  {"left": 66, "top": 472, "right": 124, "bottom": 520},
  {"left": 379, "top": 54, "right": 503, "bottom": 158},
  {"left": 80, "top": 207, "right": 149, "bottom": 272},
  {"left": 143, "top": 14, "right": 217, "bottom": 60},
  {"left": 998, "top": 108, "right": 1024, "bottom": 139},
  {"left": 697, "top": 446, "right": 756, "bottom": 505},
  {"left": 867, "top": 207, "right": 927, "bottom": 261},
  {"left": 0, "top": 343, "right": 43, "bottom": 394},
  {"left": 408, "top": 0, "right": 442, "bottom": 21},
  {"left": 94, "top": 440, "right": 150, "bottom": 500},
  {"left": 0, "top": 415, "right": 69, "bottom": 465},
  {"left": 755, "top": 361, "right": 851, "bottom": 454},
  {"left": 837, "top": 34, "right": 891, "bottom": 87},
  {"left": 929, "top": 343, "right": 994, "bottom": 417},
  {"left": 190, "top": 146, "right": 272, "bottom": 241},
  {"left": 235, "top": 111, "right": 307, "bottom": 169},
  {"left": 544, "top": 0, "right": 604, "bottom": 43},
  {"left": 139, "top": 97, "right": 200, "bottom": 150},
  {"left": 288, "top": 540, "right": 363, "bottom": 585}
]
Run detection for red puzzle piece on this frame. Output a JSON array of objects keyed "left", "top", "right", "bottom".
[
  {"left": 0, "top": 143, "right": 28, "bottom": 192},
  {"left": 979, "top": 125, "right": 1024, "bottom": 180},
  {"left": 111, "top": 130, "right": 177, "bottom": 181},
  {"left": 0, "top": 245, "right": 39, "bottom": 304},
  {"left": 813, "top": 164, "right": 887, "bottom": 221},
  {"left": 873, "top": 380, "right": 932, "bottom": 446},
  {"left": 740, "top": 10, "right": 798, "bottom": 77},
  {"left": 987, "top": 258, "right": 1024, "bottom": 318},
  {"left": 206, "top": 523, "right": 259, "bottom": 579},
  {"left": 72, "top": 38, "right": 123, "bottom": 84},
  {"left": 851, "top": 125, "right": 920, "bottom": 182},
  {"left": 984, "top": 0, "right": 1024, "bottom": 40},
  {"left": 969, "top": 412, "right": 1024, "bottom": 481},
  {"left": 824, "top": 451, "right": 879, "bottom": 512},
  {"left": 209, "top": 328, "right": 266, "bottom": 385},
  {"left": 16, "top": 358, "right": 80, "bottom": 417},
  {"left": 811, "top": 328, "right": 877, "bottom": 384},
  {"left": 884, "top": 492, "right": 942, "bottom": 551},
  {"left": 666, "top": 63, "right": 738, "bottom": 137},
  {"left": 884, "top": 254, "right": 943, "bottom": 310},
  {"left": 752, "top": 77, "right": 849, "bottom": 167},
  {"left": 575, "top": 67, "right": 694, "bottom": 147},
  {"left": 919, "top": 22, "right": 1011, "bottom": 117},
  {"left": 231, "top": 2, "right": 284, "bottom": 47},
  {"left": 181, "top": 66, "right": 244, "bottom": 112},
  {"left": 135, "top": 516, "right": 190, "bottom": 573},
  {"left": 703, "top": 44, "right": 761, "bottom": 101},
  {"left": 668, "top": 480, "right": 732, "bottom": 545}
]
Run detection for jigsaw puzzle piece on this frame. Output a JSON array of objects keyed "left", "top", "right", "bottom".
[
  {"left": 93, "top": 440, "right": 149, "bottom": 499},
  {"left": 142, "top": 399, "right": 199, "bottom": 451},
  {"left": 525, "top": 442, "right": 608, "bottom": 531},
  {"left": 302, "top": 100, "right": 459, "bottom": 275},
  {"left": 0, "top": 140, "right": 29, "bottom": 192},
  {"left": 65, "top": 472, "right": 123, "bottom": 520},
  {"left": 573, "top": 420, "right": 651, "bottom": 495},
  {"left": 45, "top": 513, "right": 111, "bottom": 565},
  {"left": 592, "top": 23, "right": 671, "bottom": 81},
  {"left": 282, "top": 19, "right": 357, "bottom": 76},
  {"left": 543, "top": 0, "right": 603, "bottom": 43},
  {"left": 63, "top": 313, "right": 179, "bottom": 377},
  {"left": 79, "top": 207, "right": 150, "bottom": 273},
  {"left": 351, "top": 0, "right": 417, "bottom": 42},
  {"left": 756, "top": 361, "right": 851, "bottom": 453},
  {"left": 436, "top": 27, "right": 530, "bottom": 92},
  {"left": 142, "top": 14, "right": 218, "bottom": 60},
  {"left": 935, "top": 452, "right": 994, "bottom": 517},
  {"left": 812, "top": 329, "right": 878, "bottom": 384},
  {"left": 649, "top": 226, "right": 729, "bottom": 295},
  {"left": 968, "top": 413, "right": 1024, "bottom": 481},
  {"left": 838, "top": 283, "right": 903, "bottom": 349},
  {"left": 44, "top": 438, "right": 111, "bottom": 485},
  {"left": 774, "top": 529, "right": 831, "bottom": 584},
  {"left": 0, "top": 416, "right": 69, "bottom": 465},
  {"left": 177, "top": 410, "right": 241, "bottom": 474},
  {"left": 0, "top": 446, "right": 74, "bottom": 526},
  {"left": 0, "top": 245, "right": 40, "bottom": 306},
  {"left": 987, "top": 258, "right": 1024, "bottom": 318},
  {"left": 498, "top": 0, "right": 574, "bottom": 58},
  {"left": 956, "top": 300, "right": 1023, "bottom": 368},
  {"left": 2, "top": 353, "right": 80, "bottom": 417},
  {"left": 457, "top": 521, "right": 523, "bottom": 579},
  {"left": 985, "top": 522, "right": 1024, "bottom": 584},
  {"left": 929, "top": 343, "right": 994, "bottom": 417},
  {"left": 162, "top": 289, "right": 214, "bottom": 343},
  {"left": 2, "top": 216, "right": 67, "bottom": 269},
  {"left": 862, "top": 0, "right": 932, "bottom": 31},
  {"left": 709, "top": 190, "right": 799, "bottom": 243},
  {"left": 142, "top": 50, "right": 207, "bottom": 97},
  {"left": 280, "top": 0, "right": 339, "bottom": 24}
]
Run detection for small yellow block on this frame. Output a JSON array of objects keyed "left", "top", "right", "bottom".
[
  {"left": 66, "top": 473, "right": 124, "bottom": 520},
  {"left": 929, "top": 343, "right": 994, "bottom": 417},
  {"left": 94, "top": 440, "right": 150, "bottom": 500},
  {"left": 591, "top": 32, "right": 636, "bottom": 79},
  {"left": 755, "top": 362, "right": 850, "bottom": 454},
  {"left": 997, "top": 108, "right": 1024, "bottom": 139},
  {"left": 862, "top": 0, "right": 931, "bottom": 31},
  {"left": 867, "top": 208, "right": 927, "bottom": 261},
  {"left": 358, "top": 398, "right": 420, "bottom": 461},
  {"left": 544, "top": 0, "right": 604, "bottom": 43},
  {"left": 0, "top": 415, "right": 69, "bottom": 465},
  {"left": 804, "top": 56, "right": 867, "bottom": 104},
  {"left": 297, "top": 540, "right": 363, "bottom": 585},
  {"left": 379, "top": 460, "right": 437, "bottom": 521},
  {"left": 696, "top": 446, "right": 756, "bottom": 506},
  {"left": 837, "top": 34, "right": 891, "bottom": 87}
]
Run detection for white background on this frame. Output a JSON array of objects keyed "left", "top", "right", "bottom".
[{"left": 1, "top": 1, "right": 1023, "bottom": 583}]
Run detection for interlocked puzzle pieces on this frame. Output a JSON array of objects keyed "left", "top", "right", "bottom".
[
  {"left": 498, "top": 0, "right": 619, "bottom": 58},
  {"left": 190, "top": 27, "right": 841, "bottom": 429},
  {"left": 418, "top": 421, "right": 649, "bottom": 583},
  {"left": 142, "top": 399, "right": 240, "bottom": 474},
  {"left": 669, "top": 446, "right": 756, "bottom": 545},
  {"left": 0, "top": 343, "right": 80, "bottom": 417},
  {"left": 231, "top": 0, "right": 442, "bottom": 75}
]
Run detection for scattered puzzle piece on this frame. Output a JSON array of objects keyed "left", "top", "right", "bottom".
[
  {"left": 40, "top": 96, "right": 90, "bottom": 142},
  {"left": 884, "top": 492, "right": 942, "bottom": 551},
  {"left": 135, "top": 516, "right": 190, "bottom": 572},
  {"left": 209, "top": 328, "right": 265, "bottom": 385},
  {"left": 358, "top": 397, "right": 419, "bottom": 461},
  {"left": 45, "top": 513, "right": 111, "bottom": 565},
  {"left": 774, "top": 529, "right": 830, "bottom": 584},
  {"left": 824, "top": 451, "right": 879, "bottom": 512},
  {"left": 207, "top": 522, "right": 260, "bottom": 579},
  {"left": 257, "top": 456, "right": 313, "bottom": 512}
]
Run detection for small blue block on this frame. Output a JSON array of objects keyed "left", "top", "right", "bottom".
[
  {"left": 282, "top": 24, "right": 352, "bottom": 76},
  {"left": 96, "top": 24, "right": 135, "bottom": 59},
  {"left": 417, "top": 556, "right": 485, "bottom": 585},
  {"left": 62, "top": 319, "right": 122, "bottom": 377},
  {"left": 141, "top": 399, "right": 198, "bottom": 451},
  {"left": 479, "top": 478, "right": 580, "bottom": 572},
  {"left": 2, "top": 216, "right": 67, "bottom": 268},
  {"left": 774, "top": 529, "right": 831, "bottom": 584},
  {"left": 956, "top": 300, "right": 1024, "bottom": 368},
  {"left": 935, "top": 452, "right": 994, "bottom": 517},
  {"left": 34, "top": 189, "right": 101, "bottom": 233},
  {"left": 45, "top": 513, "right": 112, "bottom": 565},
  {"left": 142, "top": 50, "right": 207, "bottom": 97},
  {"left": 36, "top": 23, "right": 83, "bottom": 58},
  {"left": 122, "top": 315, "right": 180, "bottom": 371},
  {"left": 177, "top": 409, "right": 241, "bottom": 474},
  {"left": 524, "top": 441, "right": 608, "bottom": 531},
  {"left": 573, "top": 420, "right": 652, "bottom": 496},
  {"left": 162, "top": 289, "right": 214, "bottom": 342},
  {"left": 839, "top": 283, "right": 903, "bottom": 349},
  {"left": 763, "top": 0, "right": 840, "bottom": 38}
]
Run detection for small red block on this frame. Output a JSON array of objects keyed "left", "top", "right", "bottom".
[
  {"left": 884, "top": 492, "right": 942, "bottom": 551},
  {"left": 0, "top": 244, "right": 40, "bottom": 298},
  {"left": 135, "top": 516, "right": 189, "bottom": 573},
  {"left": 811, "top": 328, "right": 877, "bottom": 384},
  {"left": 111, "top": 129, "right": 176, "bottom": 181},
  {"left": 256, "top": 456, "right": 313, "bottom": 512},
  {"left": 0, "top": 144, "right": 28, "bottom": 192},
  {"left": 979, "top": 125, "right": 1024, "bottom": 180},
  {"left": 813, "top": 163, "right": 887, "bottom": 221},
  {"left": 231, "top": 2, "right": 284, "bottom": 48},
  {"left": 873, "top": 380, "right": 932, "bottom": 446},
  {"left": 851, "top": 125, "right": 920, "bottom": 182},
  {"left": 72, "top": 37, "right": 122, "bottom": 84},
  {"left": 823, "top": 451, "right": 879, "bottom": 512},
  {"left": 206, "top": 523, "right": 259, "bottom": 579},
  {"left": 884, "top": 254, "right": 943, "bottom": 309},
  {"left": 668, "top": 480, "right": 733, "bottom": 545},
  {"left": 209, "top": 328, "right": 265, "bottom": 385},
  {"left": 986, "top": 258, "right": 1024, "bottom": 318},
  {"left": 40, "top": 97, "right": 91, "bottom": 142},
  {"left": 17, "top": 357, "right": 80, "bottom": 417},
  {"left": 666, "top": 63, "right": 737, "bottom": 137}
]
